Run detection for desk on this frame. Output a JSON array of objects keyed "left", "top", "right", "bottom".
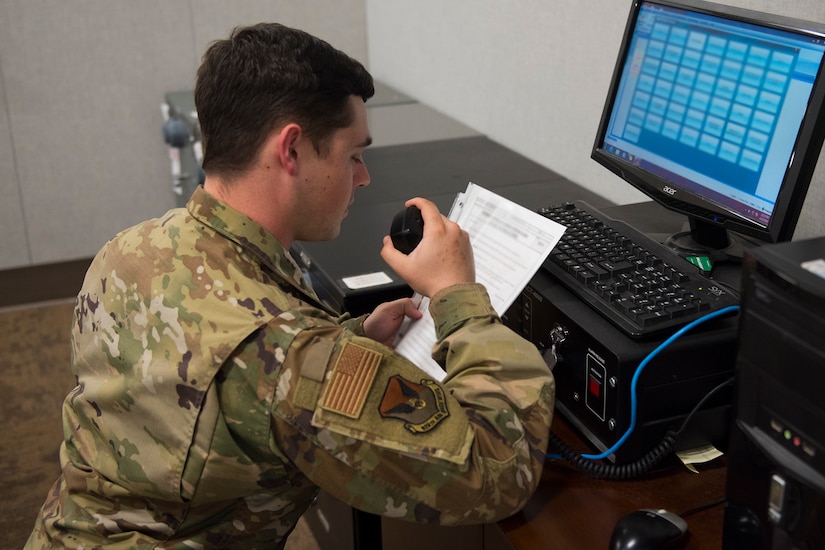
[
  {"left": 380, "top": 412, "right": 727, "bottom": 550},
  {"left": 497, "top": 416, "right": 727, "bottom": 549}
]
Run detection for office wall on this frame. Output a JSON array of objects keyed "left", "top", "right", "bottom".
[
  {"left": 0, "top": 0, "right": 367, "bottom": 270},
  {"left": 4, "top": 1, "right": 824, "bottom": 272},
  {"left": 366, "top": 0, "right": 825, "bottom": 240}
]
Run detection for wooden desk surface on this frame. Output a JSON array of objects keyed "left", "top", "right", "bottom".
[{"left": 498, "top": 417, "right": 727, "bottom": 549}]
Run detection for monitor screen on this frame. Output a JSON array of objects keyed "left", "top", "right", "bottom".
[{"left": 593, "top": 0, "right": 825, "bottom": 254}]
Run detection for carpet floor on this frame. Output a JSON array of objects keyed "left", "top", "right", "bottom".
[{"left": 0, "top": 299, "right": 320, "bottom": 549}]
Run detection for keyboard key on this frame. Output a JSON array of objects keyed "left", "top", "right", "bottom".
[{"left": 600, "top": 259, "right": 634, "bottom": 275}]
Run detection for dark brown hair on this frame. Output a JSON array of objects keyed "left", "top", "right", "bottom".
[{"left": 195, "top": 23, "right": 374, "bottom": 179}]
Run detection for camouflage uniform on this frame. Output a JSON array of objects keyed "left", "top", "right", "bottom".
[{"left": 26, "top": 186, "right": 555, "bottom": 549}]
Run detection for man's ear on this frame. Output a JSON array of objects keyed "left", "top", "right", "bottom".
[{"left": 277, "top": 123, "right": 302, "bottom": 176}]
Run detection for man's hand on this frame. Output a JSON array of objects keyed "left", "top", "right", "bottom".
[
  {"left": 380, "top": 197, "right": 475, "bottom": 297},
  {"left": 363, "top": 298, "right": 423, "bottom": 347}
]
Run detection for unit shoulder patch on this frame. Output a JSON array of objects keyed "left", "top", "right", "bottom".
[{"left": 378, "top": 375, "right": 449, "bottom": 434}]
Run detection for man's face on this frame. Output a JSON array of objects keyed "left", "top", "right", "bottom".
[{"left": 295, "top": 95, "right": 372, "bottom": 242}]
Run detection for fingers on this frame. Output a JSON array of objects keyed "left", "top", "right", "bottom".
[
  {"left": 402, "top": 197, "right": 465, "bottom": 254},
  {"left": 401, "top": 297, "right": 424, "bottom": 320},
  {"left": 363, "top": 297, "right": 424, "bottom": 346},
  {"left": 380, "top": 234, "right": 405, "bottom": 263},
  {"left": 404, "top": 197, "right": 442, "bottom": 233}
]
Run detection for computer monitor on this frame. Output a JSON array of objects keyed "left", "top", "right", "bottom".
[{"left": 592, "top": 0, "right": 825, "bottom": 258}]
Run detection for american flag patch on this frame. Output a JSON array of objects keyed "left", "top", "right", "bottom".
[{"left": 320, "top": 342, "right": 382, "bottom": 418}]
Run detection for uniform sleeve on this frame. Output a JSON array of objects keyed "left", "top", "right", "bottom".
[
  {"left": 339, "top": 313, "right": 368, "bottom": 336},
  {"left": 269, "top": 283, "right": 554, "bottom": 525}
]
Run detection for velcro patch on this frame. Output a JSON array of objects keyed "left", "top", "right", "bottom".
[
  {"left": 379, "top": 375, "right": 449, "bottom": 434},
  {"left": 319, "top": 342, "right": 382, "bottom": 418}
]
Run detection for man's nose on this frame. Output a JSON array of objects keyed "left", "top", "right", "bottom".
[{"left": 356, "top": 163, "right": 370, "bottom": 188}]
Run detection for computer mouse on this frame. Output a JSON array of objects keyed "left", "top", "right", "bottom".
[
  {"left": 390, "top": 205, "right": 424, "bottom": 254},
  {"left": 609, "top": 508, "right": 688, "bottom": 550}
]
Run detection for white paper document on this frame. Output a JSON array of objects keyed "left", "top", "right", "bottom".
[{"left": 393, "top": 182, "right": 566, "bottom": 381}]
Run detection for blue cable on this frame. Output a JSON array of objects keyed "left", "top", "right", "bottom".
[{"left": 548, "top": 304, "right": 740, "bottom": 462}]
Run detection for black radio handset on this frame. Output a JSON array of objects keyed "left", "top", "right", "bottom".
[{"left": 390, "top": 206, "right": 424, "bottom": 254}]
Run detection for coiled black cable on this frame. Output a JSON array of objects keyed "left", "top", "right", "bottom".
[
  {"left": 549, "top": 429, "right": 679, "bottom": 480},
  {"left": 549, "top": 376, "right": 735, "bottom": 480}
]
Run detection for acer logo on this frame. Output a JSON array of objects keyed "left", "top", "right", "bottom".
[{"left": 662, "top": 186, "right": 677, "bottom": 195}]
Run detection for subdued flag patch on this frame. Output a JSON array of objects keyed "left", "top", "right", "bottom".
[
  {"left": 320, "top": 342, "right": 382, "bottom": 418},
  {"left": 379, "top": 375, "right": 449, "bottom": 434}
]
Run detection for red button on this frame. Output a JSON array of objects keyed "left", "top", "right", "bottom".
[{"left": 589, "top": 377, "right": 600, "bottom": 398}]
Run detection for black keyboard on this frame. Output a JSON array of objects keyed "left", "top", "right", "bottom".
[{"left": 539, "top": 201, "right": 739, "bottom": 338}]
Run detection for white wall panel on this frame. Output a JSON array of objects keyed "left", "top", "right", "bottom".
[
  {"left": 366, "top": 0, "right": 825, "bottom": 239},
  {"left": 0, "top": 0, "right": 367, "bottom": 268}
]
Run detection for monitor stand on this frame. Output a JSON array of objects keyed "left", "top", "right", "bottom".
[{"left": 664, "top": 217, "right": 756, "bottom": 272}]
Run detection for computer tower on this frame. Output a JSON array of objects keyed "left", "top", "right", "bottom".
[
  {"left": 503, "top": 267, "right": 738, "bottom": 465},
  {"left": 723, "top": 237, "right": 825, "bottom": 549}
]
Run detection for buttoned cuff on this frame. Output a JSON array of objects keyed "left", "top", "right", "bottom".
[
  {"left": 428, "top": 283, "right": 497, "bottom": 340},
  {"left": 341, "top": 314, "right": 369, "bottom": 337}
]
